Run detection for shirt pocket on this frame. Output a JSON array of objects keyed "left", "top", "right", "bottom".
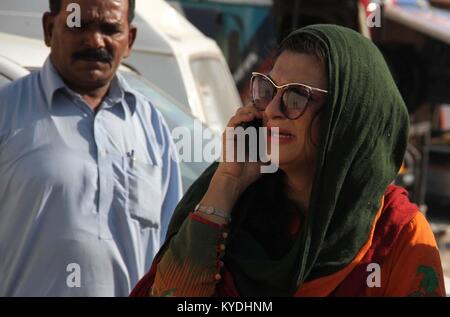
[{"left": 124, "top": 154, "right": 162, "bottom": 229}]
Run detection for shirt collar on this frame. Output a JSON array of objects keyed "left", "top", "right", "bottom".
[
  {"left": 40, "top": 57, "right": 66, "bottom": 109},
  {"left": 108, "top": 72, "right": 137, "bottom": 115},
  {"left": 40, "top": 57, "right": 137, "bottom": 114}
]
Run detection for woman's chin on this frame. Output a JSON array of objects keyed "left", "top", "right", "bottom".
[{"left": 269, "top": 151, "right": 297, "bottom": 168}]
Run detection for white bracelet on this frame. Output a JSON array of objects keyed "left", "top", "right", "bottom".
[{"left": 194, "top": 204, "right": 231, "bottom": 222}]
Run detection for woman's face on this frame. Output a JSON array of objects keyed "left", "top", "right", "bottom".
[{"left": 263, "top": 51, "right": 328, "bottom": 171}]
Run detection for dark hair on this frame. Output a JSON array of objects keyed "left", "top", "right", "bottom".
[
  {"left": 49, "top": 0, "right": 136, "bottom": 23},
  {"left": 276, "top": 32, "right": 327, "bottom": 62}
]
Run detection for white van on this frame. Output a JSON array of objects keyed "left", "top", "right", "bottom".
[{"left": 0, "top": 0, "right": 241, "bottom": 133}]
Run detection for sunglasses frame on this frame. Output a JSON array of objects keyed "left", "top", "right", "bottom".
[{"left": 250, "top": 72, "right": 328, "bottom": 120}]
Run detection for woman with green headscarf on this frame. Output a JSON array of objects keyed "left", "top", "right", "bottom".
[{"left": 131, "top": 24, "right": 445, "bottom": 297}]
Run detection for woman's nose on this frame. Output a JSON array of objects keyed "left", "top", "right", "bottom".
[{"left": 264, "top": 91, "right": 285, "bottom": 120}]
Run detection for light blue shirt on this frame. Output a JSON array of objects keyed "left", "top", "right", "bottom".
[{"left": 0, "top": 58, "right": 182, "bottom": 296}]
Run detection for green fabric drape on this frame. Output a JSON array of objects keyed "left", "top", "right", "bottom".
[{"left": 162, "top": 24, "right": 410, "bottom": 296}]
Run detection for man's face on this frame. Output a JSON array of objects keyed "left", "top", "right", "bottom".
[{"left": 43, "top": 0, "right": 136, "bottom": 92}]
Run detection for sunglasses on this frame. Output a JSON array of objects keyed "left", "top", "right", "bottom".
[{"left": 250, "top": 72, "right": 328, "bottom": 120}]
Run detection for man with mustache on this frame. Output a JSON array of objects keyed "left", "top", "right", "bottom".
[{"left": 0, "top": 0, "right": 182, "bottom": 296}]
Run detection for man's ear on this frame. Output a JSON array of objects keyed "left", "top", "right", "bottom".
[
  {"left": 124, "top": 25, "right": 137, "bottom": 58},
  {"left": 42, "top": 12, "right": 55, "bottom": 47}
]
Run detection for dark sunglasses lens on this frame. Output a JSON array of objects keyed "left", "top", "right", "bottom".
[
  {"left": 282, "top": 87, "right": 309, "bottom": 119},
  {"left": 252, "top": 76, "right": 274, "bottom": 111}
]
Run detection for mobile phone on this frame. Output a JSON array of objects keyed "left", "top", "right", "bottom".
[
  {"left": 238, "top": 118, "right": 263, "bottom": 161},
  {"left": 238, "top": 118, "right": 263, "bottom": 130}
]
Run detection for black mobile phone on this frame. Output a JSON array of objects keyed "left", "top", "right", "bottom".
[
  {"left": 238, "top": 118, "right": 263, "bottom": 130},
  {"left": 238, "top": 118, "right": 263, "bottom": 161}
]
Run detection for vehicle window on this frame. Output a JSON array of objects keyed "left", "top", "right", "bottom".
[
  {"left": 121, "top": 71, "right": 193, "bottom": 130},
  {"left": 190, "top": 57, "right": 240, "bottom": 132},
  {"left": 127, "top": 52, "right": 190, "bottom": 111},
  {"left": 0, "top": 73, "right": 11, "bottom": 88}
]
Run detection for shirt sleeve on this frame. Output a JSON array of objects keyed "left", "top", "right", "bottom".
[
  {"left": 383, "top": 212, "right": 446, "bottom": 297},
  {"left": 150, "top": 213, "right": 229, "bottom": 297}
]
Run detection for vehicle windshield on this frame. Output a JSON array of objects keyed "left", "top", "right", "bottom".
[
  {"left": 0, "top": 73, "right": 11, "bottom": 87},
  {"left": 190, "top": 57, "right": 240, "bottom": 133}
]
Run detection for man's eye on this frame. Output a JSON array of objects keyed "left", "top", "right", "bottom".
[{"left": 102, "top": 25, "right": 121, "bottom": 35}]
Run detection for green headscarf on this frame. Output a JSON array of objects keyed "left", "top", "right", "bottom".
[{"left": 163, "top": 25, "right": 409, "bottom": 296}]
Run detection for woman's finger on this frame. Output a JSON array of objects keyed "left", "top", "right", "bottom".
[{"left": 227, "top": 105, "right": 262, "bottom": 128}]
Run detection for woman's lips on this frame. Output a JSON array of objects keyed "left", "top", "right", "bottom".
[{"left": 267, "top": 126, "right": 295, "bottom": 144}]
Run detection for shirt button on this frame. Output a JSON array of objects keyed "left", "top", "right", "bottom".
[
  {"left": 222, "top": 232, "right": 228, "bottom": 239},
  {"left": 219, "top": 261, "right": 225, "bottom": 268},
  {"left": 214, "top": 274, "right": 222, "bottom": 281},
  {"left": 219, "top": 244, "right": 226, "bottom": 252}
]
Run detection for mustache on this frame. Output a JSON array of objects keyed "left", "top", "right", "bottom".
[{"left": 73, "top": 48, "right": 113, "bottom": 63}]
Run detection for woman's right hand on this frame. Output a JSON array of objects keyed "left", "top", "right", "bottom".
[
  {"left": 214, "top": 105, "right": 263, "bottom": 195},
  {"left": 196, "top": 105, "right": 264, "bottom": 219}
]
